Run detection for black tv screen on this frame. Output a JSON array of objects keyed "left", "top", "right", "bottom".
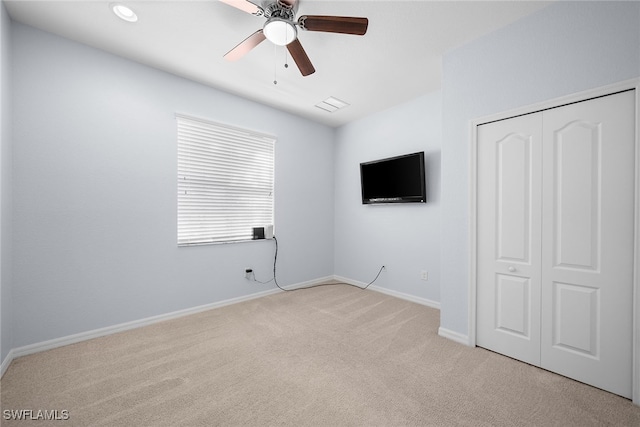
[{"left": 360, "top": 152, "right": 426, "bottom": 204}]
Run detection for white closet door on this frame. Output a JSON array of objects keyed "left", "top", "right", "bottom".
[
  {"left": 477, "top": 113, "right": 543, "bottom": 366},
  {"left": 540, "top": 90, "right": 635, "bottom": 398},
  {"left": 476, "top": 90, "right": 635, "bottom": 399}
]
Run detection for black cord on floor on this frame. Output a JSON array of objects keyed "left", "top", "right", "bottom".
[{"left": 270, "top": 236, "right": 385, "bottom": 292}]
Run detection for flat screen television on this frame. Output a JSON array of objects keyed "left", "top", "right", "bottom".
[{"left": 360, "top": 151, "right": 426, "bottom": 204}]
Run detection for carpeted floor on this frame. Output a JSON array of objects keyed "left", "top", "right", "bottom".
[{"left": 1, "top": 284, "right": 639, "bottom": 426}]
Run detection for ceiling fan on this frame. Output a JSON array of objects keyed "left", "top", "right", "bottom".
[{"left": 220, "top": 0, "right": 369, "bottom": 76}]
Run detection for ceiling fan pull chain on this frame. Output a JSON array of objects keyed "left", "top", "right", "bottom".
[{"left": 273, "top": 44, "right": 278, "bottom": 85}]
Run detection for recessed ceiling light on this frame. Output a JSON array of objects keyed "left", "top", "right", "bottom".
[{"left": 111, "top": 3, "right": 138, "bottom": 23}]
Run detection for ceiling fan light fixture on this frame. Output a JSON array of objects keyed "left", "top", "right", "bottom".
[{"left": 263, "top": 18, "right": 297, "bottom": 46}]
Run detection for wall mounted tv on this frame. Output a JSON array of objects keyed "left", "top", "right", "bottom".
[{"left": 360, "top": 151, "right": 426, "bottom": 204}]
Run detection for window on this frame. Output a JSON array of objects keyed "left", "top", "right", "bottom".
[{"left": 177, "top": 114, "right": 275, "bottom": 246}]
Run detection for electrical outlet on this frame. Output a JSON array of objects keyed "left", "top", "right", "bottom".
[
  {"left": 245, "top": 268, "right": 253, "bottom": 280},
  {"left": 420, "top": 270, "right": 428, "bottom": 281}
]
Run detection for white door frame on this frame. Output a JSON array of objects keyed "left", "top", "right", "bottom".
[{"left": 468, "top": 78, "right": 640, "bottom": 405}]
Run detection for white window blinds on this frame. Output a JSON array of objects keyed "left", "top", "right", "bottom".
[{"left": 177, "top": 114, "right": 275, "bottom": 246}]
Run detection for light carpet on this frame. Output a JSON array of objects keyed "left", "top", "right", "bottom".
[{"left": 1, "top": 284, "right": 639, "bottom": 426}]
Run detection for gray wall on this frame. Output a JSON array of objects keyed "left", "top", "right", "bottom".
[
  {"left": 1, "top": 0, "right": 13, "bottom": 364},
  {"left": 11, "top": 23, "right": 335, "bottom": 348},
  {"left": 334, "top": 92, "right": 441, "bottom": 302},
  {"left": 440, "top": 1, "right": 640, "bottom": 336}
]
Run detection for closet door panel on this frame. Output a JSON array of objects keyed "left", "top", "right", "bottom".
[
  {"left": 540, "top": 90, "right": 635, "bottom": 398},
  {"left": 477, "top": 113, "right": 543, "bottom": 366}
]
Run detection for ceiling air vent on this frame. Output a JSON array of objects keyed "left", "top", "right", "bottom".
[{"left": 315, "top": 96, "right": 349, "bottom": 113}]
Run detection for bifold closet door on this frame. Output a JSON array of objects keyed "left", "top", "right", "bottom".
[
  {"left": 540, "top": 91, "right": 635, "bottom": 398},
  {"left": 477, "top": 90, "right": 635, "bottom": 398},
  {"left": 477, "top": 113, "right": 543, "bottom": 367}
]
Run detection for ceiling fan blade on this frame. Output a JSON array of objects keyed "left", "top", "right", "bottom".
[
  {"left": 219, "top": 0, "right": 263, "bottom": 16},
  {"left": 223, "top": 30, "right": 266, "bottom": 62},
  {"left": 298, "top": 15, "right": 368, "bottom": 36},
  {"left": 286, "top": 39, "right": 315, "bottom": 76}
]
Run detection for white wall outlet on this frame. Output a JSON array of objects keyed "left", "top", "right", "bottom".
[
  {"left": 245, "top": 268, "right": 253, "bottom": 280},
  {"left": 420, "top": 270, "right": 428, "bottom": 281}
]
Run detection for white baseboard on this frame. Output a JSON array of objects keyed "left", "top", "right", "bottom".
[
  {"left": 1, "top": 348, "right": 15, "bottom": 378},
  {"left": 278, "top": 275, "right": 335, "bottom": 291},
  {"left": 8, "top": 276, "right": 334, "bottom": 364},
  {"left": 333, "top": 275, "right": 441, "bottom": 309},
  {"left": 438, "top": 327, "right": 472, "bottom": 346}
]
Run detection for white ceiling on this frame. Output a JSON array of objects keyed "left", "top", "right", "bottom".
[{"left": 4, "top": 0, "right": 552, "bottom": 127}]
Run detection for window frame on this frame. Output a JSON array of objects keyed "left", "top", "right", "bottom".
[{"left": 176, "top": 113, "right": 276, "bottom": 246}]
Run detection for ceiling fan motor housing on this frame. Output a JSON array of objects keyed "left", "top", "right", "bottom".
[
  {"left": 261, "top": 1, "right": 298, "bottom": 46},
  {"left": 263, "top": 1, "right": 297, "bottom": 20}
]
